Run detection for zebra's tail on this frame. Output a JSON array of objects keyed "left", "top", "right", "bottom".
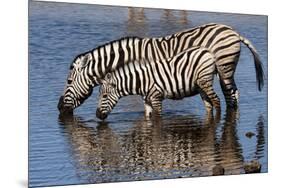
[{"left": 239, "top": 35, "right": 264, "bottom": 91}]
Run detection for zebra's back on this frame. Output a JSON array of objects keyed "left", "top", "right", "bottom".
[{"left": 143, "top": 23, "right": 239, "bottom": 61}]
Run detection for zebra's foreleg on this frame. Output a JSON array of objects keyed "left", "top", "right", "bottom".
[
  {"left": 151, "top": 99, "right": 163, "bottom": 116},
  {"left": 144, "top": 101, "right": 153, "bottom": 118},
  {"left": 143, "top": 99, "right": 162, "bottom": 117},
  {"left": 144, "top": 87, "right": 163, "bottom": 117},
  {"left": 197, "top": 78, "right": 221, "bottom": 113}
]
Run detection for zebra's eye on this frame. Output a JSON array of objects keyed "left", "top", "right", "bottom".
[
  {"left": 103, "top": 94, "right": 108, "bottom": 98},
  {"left": 67, "top": 79, "right": 72, "bottom": 84},
  {"left": 112, "top": 83, "right": 116, "bottom": 88}
]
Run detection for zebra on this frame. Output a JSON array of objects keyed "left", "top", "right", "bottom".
[
  {"left": 57, "top": 23, "right": 264, "bottom": 115},
  {"left": 96, "top": 46, "right": 220, "bottom": 120}
]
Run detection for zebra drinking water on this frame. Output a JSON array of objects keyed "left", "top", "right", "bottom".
[
  {"left": 96, "top": 46, "right": 220, "bottom": 120},
  {"left": 58, "top": 23, "right": 264, "bottom": 115}
]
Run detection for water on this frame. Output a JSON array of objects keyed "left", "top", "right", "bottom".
[{"left": 29, "top": 1, "right": 268, "bottom": 187}]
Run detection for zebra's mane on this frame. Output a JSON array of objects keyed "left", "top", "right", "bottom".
[
  {"left": 74, "top": 36, "right": 143, "bottom": 61},
  {"left": 95, "top": 36, "right": 143, "bottom": 51}
]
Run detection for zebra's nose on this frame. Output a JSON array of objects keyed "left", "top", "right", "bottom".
[
  {"left": 96, "top": 108, "right": 108, "bottom": 120},
  {"left": 58, "top": 96, "right": 73, "bottom": 116},
  {"left": 57, "top": 96, "right": 65, "bottom": 111}
]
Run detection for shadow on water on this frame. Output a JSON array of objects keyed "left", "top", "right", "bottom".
[{"left": 57, "top": 109, "right": 265, "bottom": 183}]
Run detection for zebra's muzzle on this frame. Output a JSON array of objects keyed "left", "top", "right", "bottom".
[
  {"left": 96, "top": 108, "right": 108, "bottom": 120},
  {"left": 58, "top": 96, "right": 74, "bottom": 116}
]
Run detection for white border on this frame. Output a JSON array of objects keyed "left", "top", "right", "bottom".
[{"left": 1, "top": 0, "right": 280, "bottom": 188}]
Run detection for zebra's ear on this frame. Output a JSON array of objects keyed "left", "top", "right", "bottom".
[
  {"left": 95, "top": 77, "right": 102, "bottom": 84},
  {"left": 81, "top": 53, "right": 92, "bottom": 68},
  {"left": 105, "top": 73, "right": 112, "bottom": 80}
]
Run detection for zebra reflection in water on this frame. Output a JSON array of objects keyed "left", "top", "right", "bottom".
[
  {"left": 125, "top": 8, "right": 188, "bottom": 37},
  {"left": 58, "top": 109, "right": 264, "bottom": 183},
  {"left": 126, "top": 8, "right": 148, "bottom": 37}
]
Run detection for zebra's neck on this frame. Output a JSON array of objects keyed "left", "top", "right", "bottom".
[
  {"left": 88, "top": 34, "right": 181, "bottom": 79},
  {"left": 113, "top": 60, "right": 154, "bottom": 97},
  {"left": 89, "top": 36, "right": 144, "bottom": 78}
]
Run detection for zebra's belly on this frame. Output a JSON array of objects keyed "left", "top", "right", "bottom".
[{"left": 164, "top": 88, "right": 199, "bottom": 100}]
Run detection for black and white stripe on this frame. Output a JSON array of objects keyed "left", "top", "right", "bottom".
[
  {"left": 96, "top": 46, "right": 220, "bottom": 120},
  {"left": 58, "top": 23, "right": 264, "bottom": 114}
]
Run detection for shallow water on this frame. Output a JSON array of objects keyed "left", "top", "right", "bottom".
[{"left": 29, "top": 1, "right": 268, "bottom": 187}]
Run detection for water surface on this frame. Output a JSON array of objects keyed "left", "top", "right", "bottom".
[{"left": 29, "top": 1, "right": 268, "bottom": 187}]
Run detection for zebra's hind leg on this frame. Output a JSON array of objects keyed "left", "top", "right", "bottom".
[
  {"left": 216, "top": 51, "right": 240, "bottom": 109},
  {"left": 219, "top": 77, "right": 239, "bottom": 109},
  {"left": 199, "top": 91, "right": 213, "bottom": 113},
  {"left": 197, "top": 78, "right": 221, "bottom": 113},
  {"left": 200, "top": 92, "right": 215, "bottom": 125}
]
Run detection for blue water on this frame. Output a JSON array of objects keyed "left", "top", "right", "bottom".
[{"left": 29, "top": 1, "right": 268, "bottom": 187}]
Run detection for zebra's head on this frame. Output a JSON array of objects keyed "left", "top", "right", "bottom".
[
  {"left": 58, "top": 53, "right": 99, "bottom": 115},
  {"left": 96, "top": 73, "right": 120, "bottom": 120}
]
